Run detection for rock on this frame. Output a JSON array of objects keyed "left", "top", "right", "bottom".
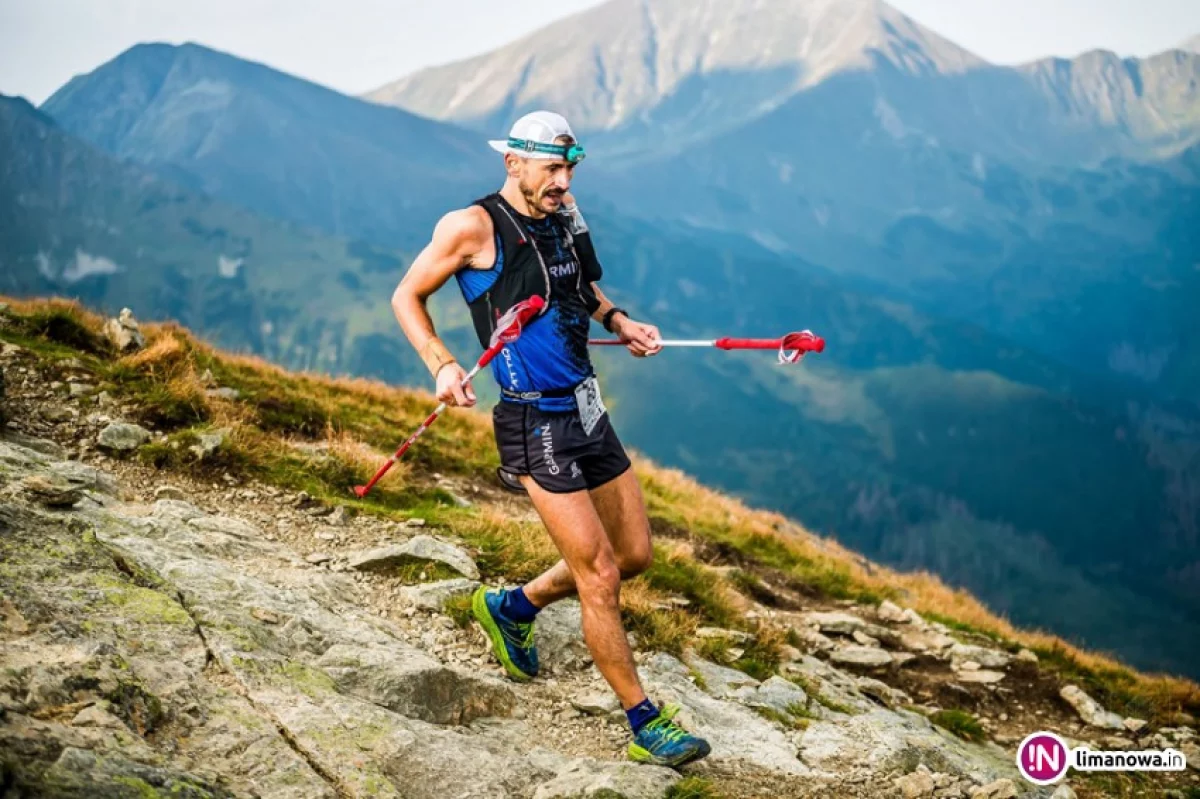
[
  {"left": 854, "top": 677, "right": 911, "bottom": 708},
  {"left": 1050, "top": 786, "right": 1077, "bottom": 799},
  {"left": 640, "top": 653, "right": 809, "bottom": 775},
  {"left": 325, "top": 505, "right": 352, "bottom": 527},
  {"left": 20, "top": 474, "right": 83, "bottom": 507},
  {"left": 1102, "top": 735, "right": 1133, "bottom": 750},
  {"left": 314, "top": 642, "right": 516, "bottom": 725},
  {"left": 901, "top": 608, "right": 926, "bottom": 626},
  {"left": 103, "top": 307, "right": 145, "bottom": 352},
  {"left": 398, "top": 578, "right": 480, "bottom": 610},
  {"left": 1123, "top": 717, "right": 1148, "bottom": 734},
  {"left": 799, "top": 708, "right": 1021, "bottom": 783},
  {"left": 957, "top": 660, "right": 981, "bottom": 671},
  {"left": 306, "top": 553, "right": 333, "bottom": 565},
  {"left": 948, "top": 644, "right": 1012, "bottom": 670},
  {"left": 852, "top": 629, "right": 880, "bottom": 646},
  {"left": 97, "top": 422, "right": 152, "bottom": 452},
  {"left": 684, "top": 653, "right": 760, "bottom": 698},
  {"left": 189, "top": 428, "right": 229, "bottom": 460},
  {"left": 803, "top": 610, "right": 890, "bottom": 639},
  {"left": 68, "top": 382, "right": 94, "bottom": 398},
  {"left": 4, "top": 430, "right": 67, "bottom": 458},
  {"left": 891, "top": 652, "right": 918, "bottom": 668},
  {"left": 829, "top": 645, "right": 893, "bottom": 669},
  {"left": 536, "top": 600, "right": 593, "bottom": 671},
  {"left": 956, "top": 670, "right": 1006, "bottom": 684},
  {"left": 739, "top": 675, "right": 811, "bottom": 717},
  {"left": 877, "top": 600, "right": 908, "bottom": 623},
  {"left": 531, "top": 757, "right": 679, "bottom": 799},
  {"left": 783, "top": 656, "right": 878, "bottom": 715},
  {"left": 895, "top": 768, "right": 936, "bottom": 798},
  {"left": 251, "top": 607, "right": 284, "bottom": 625},
  {"left": 969, "top": 778, "right": 1017, "bottom": 799},
  {"left": 1015, "top": 648, "right": 1039, "bottom": 664},
  {"left": 206, "top": 387, "right": 241, "bottom": 401},
  {"left": 792, "top": 625, "right": 836, "bottom": 652},
  {"left": 71, "top": 702, "right": 126, "bottom": 729},
  {"left": 404, "top": 518, "right": 427, "bottom": 528},
  {"left": 154, "top": 485, "right": 188, "bottom": 501},
  {"left": 1060, "top": 685, "right": 1125, "bottom": 730},
  {"left": 900, "top": 629, "right": 957, "bottom": 653},
  {"left": 570, "top": 692, "right": 622, "bottom": 718},
  {"left": 348, "top": 535, "right": 479, "bottom": 579}
]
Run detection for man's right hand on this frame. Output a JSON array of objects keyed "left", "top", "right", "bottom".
[{"left": 436, "top": 362, "right": 476, "bottom": 407}]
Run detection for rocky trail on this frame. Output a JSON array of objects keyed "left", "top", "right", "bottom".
[{"left": 1, "top": 317, "right": 1198, "bottom": 799}]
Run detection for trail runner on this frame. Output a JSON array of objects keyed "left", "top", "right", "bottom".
[{"left": 391, "top": 110, "right": 712, "bottom": 768}]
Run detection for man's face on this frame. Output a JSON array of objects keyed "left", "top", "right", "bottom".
[{"left": 512, "top": 139, "right": 576, "bottom": 215}]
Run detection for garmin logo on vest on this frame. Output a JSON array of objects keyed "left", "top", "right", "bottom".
[{"left": 549, "top": 262, "right": 578, "bottom": 279}]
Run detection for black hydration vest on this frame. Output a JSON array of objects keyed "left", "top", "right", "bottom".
[{"left": 465, "top": 192, "right": 604, "bottom": 350}]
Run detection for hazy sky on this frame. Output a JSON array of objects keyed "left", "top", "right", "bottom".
[{"left": 2, "top": 0, "right": 1198, "bottom": 105}]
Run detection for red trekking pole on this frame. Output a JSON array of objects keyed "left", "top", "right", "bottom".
[
  {"left": 354, "top": 295, "right": 545, "bottom": 498},
  {"left": 590, "top": 330, "right": 825, "bottom": 364}
]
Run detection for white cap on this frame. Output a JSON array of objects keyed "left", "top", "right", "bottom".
[{"left": 488, "top": 110, "right": 582, "bottom": 160}]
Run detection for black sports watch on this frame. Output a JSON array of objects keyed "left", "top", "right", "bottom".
[{"left": 602, "top": 307, "right": 628, "bottom": 333}]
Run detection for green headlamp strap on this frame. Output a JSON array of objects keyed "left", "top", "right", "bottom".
[{"left": 507, "top": 137, "right": 587, "bottom": 164}]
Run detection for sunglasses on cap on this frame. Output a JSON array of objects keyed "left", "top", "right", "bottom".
[{"left": 507, "top": 137, "right": 587, "bottom": 165}]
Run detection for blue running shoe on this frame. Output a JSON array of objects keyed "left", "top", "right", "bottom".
[
  {"left": 472, "top": 586, "right": 538, "bottom": 681},
  {"left": 628, "top": 704, "right": 712, "bottom": 768}
]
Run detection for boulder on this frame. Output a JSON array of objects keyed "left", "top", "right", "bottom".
[
  {"left": 683, "top": 652, "right": 760, "bottom": 698},
  {"left": 948, "top": 644, "right": 1012, "bottom": 670},
  {"left": 829, "top": 646, "right": 894, "bottom": 669},
  {"left": 348, "top": 535, "right": 479, "bottom": 579},
  {"left": 1059, "top": 685, "right": 1125, "bottom": 730},
  {"left": 536, "top": 600, "right": 592, "bottom": 671},
  {"left": 399, "top": 578, "right": 480, "bottom": 610},
  {"left": 97, "top": 422, "right": 151, "bottom": 452},
  {"left": 530, "top": 755, "right": 678, "bottom": 799},
  {"left": 103, "top": 307, "right": 145, "bottom": 352}
]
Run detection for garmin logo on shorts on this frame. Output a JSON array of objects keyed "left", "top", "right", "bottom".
[{"left": 540, "top": 423, "right": 560, "bottom": 475}]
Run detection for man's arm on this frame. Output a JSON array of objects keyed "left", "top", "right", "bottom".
[
  {"left": 560, "top": 191, "right": 661, "bottom": 358},
  {"left": 392, "top": 207, "right": 488, "bottom": 406},
  {"left": 589, "top": 283, "right": 661, "bottom": 357}
]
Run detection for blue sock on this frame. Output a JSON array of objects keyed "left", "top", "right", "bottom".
[
  {"left": 498, "top": 586, "right": 541, "bottom": 623},
  {"left": 625, "top": 698, "right": 660, "bottom": 734}
]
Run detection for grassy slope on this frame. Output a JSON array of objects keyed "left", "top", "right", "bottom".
[{"left": 3, "top": 295, "right": 1198, "bottom": 731}]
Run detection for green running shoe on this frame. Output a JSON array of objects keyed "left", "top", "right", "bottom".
[
  {"left": 628, "top": 703, "right": 712, "bottom": 768},
  {"left": 472, "top": 586, "right": 539, "bottom": 681}
]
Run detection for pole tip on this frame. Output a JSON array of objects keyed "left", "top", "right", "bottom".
[{"left": 352, "top": 485, "right": 368, "bottom": 498}]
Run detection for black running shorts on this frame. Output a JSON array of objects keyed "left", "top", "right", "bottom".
[{"left": 493, "top": 400, "right": 632, "bottom": 494}]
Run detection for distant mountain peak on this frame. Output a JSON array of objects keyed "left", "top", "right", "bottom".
[
  {"left": 363, "top": 0, "right": 984, "bottom": 134},
  {"left": 1182, "top": 33, "right": 1200, "bottom": 54}
]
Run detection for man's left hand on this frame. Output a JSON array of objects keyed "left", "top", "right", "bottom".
[{"left": 614, "top": 315, "right": 662, "bottom": 358}]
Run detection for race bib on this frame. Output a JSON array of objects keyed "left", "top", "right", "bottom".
[{"left": 574, "top": 376, "right": 607, "bottom": 436}]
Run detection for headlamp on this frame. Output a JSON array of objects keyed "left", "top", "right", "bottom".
[{"left": 507, "top": 137, "right": 587, "bottom": 165}]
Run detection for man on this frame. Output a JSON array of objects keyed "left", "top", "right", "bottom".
[{"left": 391, "top": 110, "right": 711, "bottom": 769}]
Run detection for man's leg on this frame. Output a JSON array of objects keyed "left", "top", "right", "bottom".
[
  {"left": 517, "top": 475, "right": 647, "bottom": 709},
  {"left": 522, "top": 468, "right": 653, "bottom": 607}
]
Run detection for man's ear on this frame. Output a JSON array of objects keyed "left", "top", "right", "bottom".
[{"left": 504, "top": 153, "right": 522, "bottom": 177}]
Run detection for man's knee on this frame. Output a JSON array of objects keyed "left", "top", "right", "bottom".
[
  {"left": 616, "top": 544, "right": 653, "bottom": 579},
  {"left": 576, "top": 557, "right": 622, "bottom": 607}
]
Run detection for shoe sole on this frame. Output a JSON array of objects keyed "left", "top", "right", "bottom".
[
  {"left": 471, "top": 587, "right": 534, "bottom": 682},
  {"left": 627, "top": 739, "right": 713, "bottom": 768}
]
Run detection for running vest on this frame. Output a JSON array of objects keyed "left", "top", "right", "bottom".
[{"left": 455, "top": 192, "right": 605, "bottom": 411}]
